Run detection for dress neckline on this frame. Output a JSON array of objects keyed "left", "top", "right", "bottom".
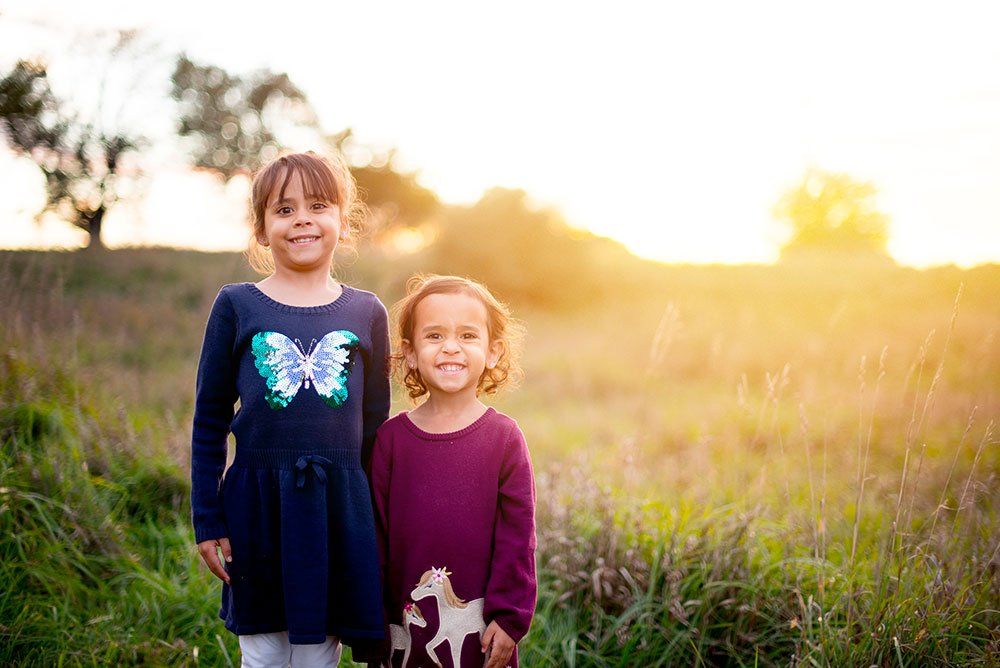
[
  {"left": 401, "top": 407, "right": 497, "bottom": 441},
  {"left": 244, "top": 281, "right": 354, "bottom": 315}
]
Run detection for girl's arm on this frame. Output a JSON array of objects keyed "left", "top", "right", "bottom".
[
  {"left": 190, "top": 287, "right": 239, "bottom": 544},
  {"left": 361, "top": 298, "right": 391, "bottom": 474},
  {"left": 483, "top": 424, "right": 538, "bottom": 643}
]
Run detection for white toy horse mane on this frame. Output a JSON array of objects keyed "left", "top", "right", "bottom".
[
  {"left": 388, "top": 601, "right": 427, "bottom": 668},
  {"left": 411, "top": 566, "right": 487, "bottom": 668}
]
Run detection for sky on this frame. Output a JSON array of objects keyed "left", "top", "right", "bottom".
[{"left": 1, "top": 1, "right": 999, "bottom": 266}]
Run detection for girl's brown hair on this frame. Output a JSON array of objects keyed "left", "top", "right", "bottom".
[
  {"left": 246, "top": 151, "right": 365, "bottom": 275},
  {"left": 391, "top": 274, "right": 525, "bottom": 400}
]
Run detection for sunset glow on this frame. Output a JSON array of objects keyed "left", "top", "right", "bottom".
[{"left": 1, "top": 1, "right": 999, "bottom": 266}]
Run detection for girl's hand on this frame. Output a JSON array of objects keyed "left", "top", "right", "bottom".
[
  {"left": 197, "top": 536, "right": 232, "bottom": 584},
  {"left": 481, "top": 621, "right": 514, "bottom": 668}
]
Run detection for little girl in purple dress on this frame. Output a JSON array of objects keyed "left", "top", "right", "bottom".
[{"left": 370, "top": 274, "right": 537, "bottom": 668}]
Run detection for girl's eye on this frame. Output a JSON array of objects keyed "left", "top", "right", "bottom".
[
  {"left": 312, "top": 202, "right": 327, "bottom": 210},
  {"left": 277, "top": 206, "right": 292, "bottom": 215},
  {"left": 462, "top": 333, "right": 478, "bottom": 339}
]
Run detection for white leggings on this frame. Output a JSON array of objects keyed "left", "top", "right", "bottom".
[{"left": 238, "top": 632, "right": 342, "bottom": 668}]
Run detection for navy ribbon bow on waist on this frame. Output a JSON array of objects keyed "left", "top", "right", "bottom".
[{"left": 295, "top": 455, "right": 333, "bottom": 489}]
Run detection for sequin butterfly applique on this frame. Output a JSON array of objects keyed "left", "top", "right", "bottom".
[{"left": 251, "top": 330, "right": 360, "bottom": 409}]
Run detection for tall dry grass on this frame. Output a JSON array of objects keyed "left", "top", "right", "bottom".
[{"left": 1, "top": 249, "right": 997, "bottom": 665}]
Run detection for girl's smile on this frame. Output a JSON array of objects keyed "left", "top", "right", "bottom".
[{"left": 436, "top": 363, "right": 466, "bottom": 373}]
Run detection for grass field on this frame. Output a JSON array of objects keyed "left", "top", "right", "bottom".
[{"left": 1, "top": 248, "right": 997, "bottom": 666}]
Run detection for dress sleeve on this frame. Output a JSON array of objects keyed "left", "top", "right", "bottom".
[
  {"left": 483, "top": 423, "right": 538, "bottom": 643},
  {"left": 361, "top": 297, "right": 391, "bottom": 475},
  {"left": 190, "top": 287, "right": 239, "bottom": 544}
]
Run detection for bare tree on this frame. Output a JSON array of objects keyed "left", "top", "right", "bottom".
[
  {"left": 170, "top": 54, "right": 319, "bottom": 180},
  {"left": 0, "top": 30, "right": 155, "bottom": 250},
  {"left": 171, "top": 59, "right": 439, "bottom": 240}
]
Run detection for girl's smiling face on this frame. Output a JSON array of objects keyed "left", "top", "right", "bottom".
[
  {"left": 403, "top": 292, "right": 503, "bottom": 398},
  {"left": 258, "top": 169, "right": 345, "bottom": 271}
]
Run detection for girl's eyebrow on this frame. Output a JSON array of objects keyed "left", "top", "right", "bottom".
[
  {"left": 271, "top": 194, "right": 332, "bottom": 207},
  {"left": 419, "top": 323, "right": 485, "bottom": 332}
]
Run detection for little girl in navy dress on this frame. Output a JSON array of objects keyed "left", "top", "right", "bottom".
[
  {"left": 370, "top": 275, "right": 537, "bottom": 667},
  {"left": 190, "top": 152, "right": 389, "bottom": 667}
]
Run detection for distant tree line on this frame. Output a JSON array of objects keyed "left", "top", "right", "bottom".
[
  {"left": 0, "top": 32, "right": 438, "bottom": 251},
  {"left": 1, "top": 29, "right": 892, "bottom": 285}
]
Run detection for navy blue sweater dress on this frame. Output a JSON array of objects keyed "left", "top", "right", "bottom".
[{"left": 190, "top": 282, "right": 389, "bottom": 648}]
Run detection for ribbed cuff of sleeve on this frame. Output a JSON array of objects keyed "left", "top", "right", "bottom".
[{"left": 193, "top": 519, "right": 228, "bottom": 544}]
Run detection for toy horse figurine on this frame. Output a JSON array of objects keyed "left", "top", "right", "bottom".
[
  {"left": 410, "top": 566, "right": 487, "bottom": 667},
  {"left": 388, "top": 601, "right": 427, "bottom": 667}
]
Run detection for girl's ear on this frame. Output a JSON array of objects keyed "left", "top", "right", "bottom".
[
  {"left": 402, "top": 339, "right": 417, "bottom": 369},
  {"left": 487, "top": 339, "right": 504, "bottom": 369}
]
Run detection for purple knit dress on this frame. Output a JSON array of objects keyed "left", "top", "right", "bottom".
[{"left": 369, "top": 408, "right": 537, "bottom": 667}]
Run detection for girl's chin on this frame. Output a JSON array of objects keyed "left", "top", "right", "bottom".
[
  {"left": 282, "top": 250, "right": 334, "bottom": 267},
  {"left": 428, "top": 387, "right": 477, "bottom": 398}
]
